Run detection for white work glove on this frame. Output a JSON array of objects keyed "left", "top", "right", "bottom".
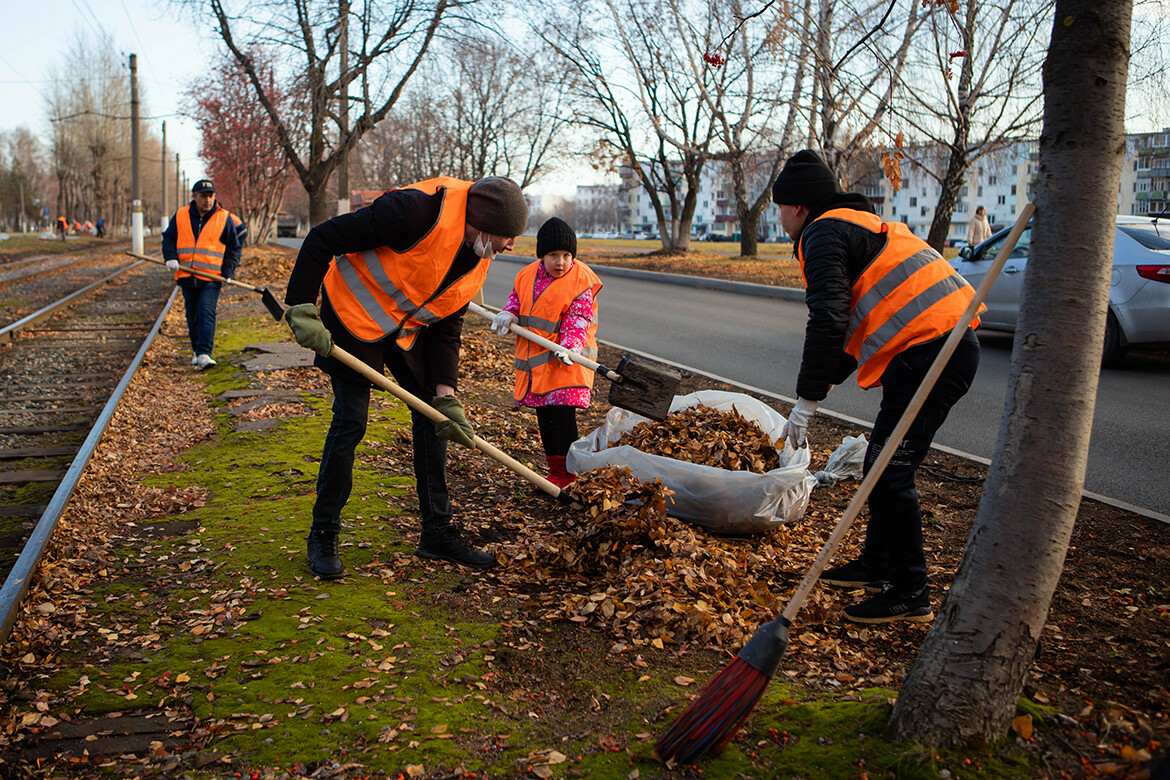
[
  {"left": 491, "top": 310, "right": 518, "bottom": 335},
  {"left": 554, "top": 347, "right": 577, "bottom": 366},
  {"left": 165, "top": 259, "right": 179, "bottom": 271},
  {"left": 781, "top": 397, "right": 818, "bottom": 448}
]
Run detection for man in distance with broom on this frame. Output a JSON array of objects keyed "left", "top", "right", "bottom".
[{"left": 773, "top": 149, "right": 981, "bottom": 624}]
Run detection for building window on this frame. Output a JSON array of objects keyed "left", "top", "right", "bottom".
[
  {"left": 910, "top": 197, "right": 917, "bottom": 206},
  {"left": 891, "top": 205, "right": 896, "bottom": 216},
  {"left": 1011, "top": 204, "right": 1016, "bottom": 214},
  {"left": 1011, "top": 185, "right": 1017, "bottom": 195},
  {"left": 989, "top": 175, "right": 998, "bottom": 185},
  {"left": 978, "top": 185, "right": 984, "bottom": 196},
  {"left": 998, "top": 195, "right": 1006, "bottom": 205},
  {"left": 960, "top": 186, "right": 969, "bottom": 196},
  {"left": 921, "top": 206, "right": 927, "bottom": 216}
]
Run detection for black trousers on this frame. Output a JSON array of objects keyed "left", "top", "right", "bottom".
[
  {"left": 859, "top": 328, "right": 980, "bottom": 593},
  {"left": 535, "top": 405, "right": 579, "bottom": 457},
  {"left": 312, "top": 369, "right": 450, "bottom": 536}
]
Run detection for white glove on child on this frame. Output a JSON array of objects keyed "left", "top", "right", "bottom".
[
  {"left": 491, "top": 310, "right": 518, "bottom": 335},
  {"left": 781, "top": 397, "right": 818, "bottom": 447},
  {"left": 165, "top": 259, "right": 179, "bottom": 271},
  {"left": 554, "top": 348, "right": 577, "bottom": 366}
]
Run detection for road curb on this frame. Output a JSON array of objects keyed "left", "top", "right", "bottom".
[{"left": 494, "top": 253, "right": 806, "bottom": 302}]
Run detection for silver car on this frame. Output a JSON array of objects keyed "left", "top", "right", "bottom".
[{"left": 952, "top": 215, "right": 1170, "bottom": 366}]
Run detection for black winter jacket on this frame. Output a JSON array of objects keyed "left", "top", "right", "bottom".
[
  {"left": 792, "top": 192, "right": 888, "bottom": 401},
  {"left": 285, "top": 188, "right": 481, "bottom": 391}
]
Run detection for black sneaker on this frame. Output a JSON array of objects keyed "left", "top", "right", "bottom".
[
  {"left": 843, "top": 584, "right": 933, "bottom": 624},
  {"left": 307, "top": 528, "right": 344, "bottom": 580},
  {"left": 820, "top": 558, "right": 889, "bottom": 592},
  {"left": 416, "top": 526, "right": 497, "bottom": 569}
]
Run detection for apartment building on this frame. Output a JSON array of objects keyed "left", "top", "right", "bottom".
[{"left": 1119, "top": 128, "right": 1170, "bottom": 216}]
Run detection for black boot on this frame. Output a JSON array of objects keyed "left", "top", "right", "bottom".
[
  {"left": 416, "top": 525, "right": 496, "bottom": 569},
  {"left": 307, "top": 528, "right": 344, "bottom": 579}
]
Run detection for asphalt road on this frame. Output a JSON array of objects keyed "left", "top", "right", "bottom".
[{"left": 481, "top": 256, "right": 1170, "bottom": 520}]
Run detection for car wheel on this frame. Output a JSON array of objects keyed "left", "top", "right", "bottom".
[{"left": 1101, "top": 309, "right": 1128, "bottom": 368}]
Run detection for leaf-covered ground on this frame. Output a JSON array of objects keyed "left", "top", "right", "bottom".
[{"left": 0, "top": 243, "right": 1166, "bottom": 779}]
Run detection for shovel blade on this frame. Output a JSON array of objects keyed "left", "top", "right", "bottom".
[
  {"left": 607, "top": 354, "right": 680, "bottom": 421},
  {"left": 260, "top": 288, "right": 286, "bottom": 321}
]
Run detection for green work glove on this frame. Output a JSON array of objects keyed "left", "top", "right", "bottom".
[
  {"left": 283, "top": 303, "right": 333, "bottom": 356},
  {"left": 431, "top": 395, "right": 475, "bottom": 448}
]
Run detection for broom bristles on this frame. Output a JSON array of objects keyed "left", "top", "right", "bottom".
[{"left": 655, "top": 656, "right": 771, "bottom": 764}]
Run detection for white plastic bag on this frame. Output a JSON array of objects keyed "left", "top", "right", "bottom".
[
  {"left": 814, "top": 434, "right": 868, "bottom": 487},
  {"left": 567, "top": 390, "right": 814, "bottom": 535}
]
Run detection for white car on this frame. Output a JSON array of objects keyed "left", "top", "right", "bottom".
[{"left": 951, "top": 214, "right": 1170, "bottom": 366}]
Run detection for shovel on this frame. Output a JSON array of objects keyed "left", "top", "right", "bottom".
[
  {"left": 467, "top": 301, "right": 680, "bottom": 421},
  {"left": 127, "top": 251, "right": 286, "bottom": 321}
]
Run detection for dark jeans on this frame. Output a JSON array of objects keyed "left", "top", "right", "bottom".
[
  {"left": 859, "top": 328, "right": 980, "bottom": 594},
  {"left": 179, "top": 280, "right": 222, "bottom": 356},
  {"left": 535, "top": 405, "right": 579, "bottom": 456},
  {"left": 312, "top": 374, "right": 451, "bottom": 535}
]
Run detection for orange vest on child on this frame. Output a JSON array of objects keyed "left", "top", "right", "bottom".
[{"left": 512, "top": 260, "right": 602, "bottom": 401}]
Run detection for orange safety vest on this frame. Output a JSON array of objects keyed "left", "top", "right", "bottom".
[
  {"left": 512, "top": 260, "right": 602, "bottom": 401},
  {"left": 797, "top": 208, "right": 983, "bottom": 389},
  {"left": 173, "top": 206, "right": 230, "bottom": 282},
  {"left": 322, "top": 177, "right": 488, "bottom": 349}
]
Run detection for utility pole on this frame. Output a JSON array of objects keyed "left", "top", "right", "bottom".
[
  {"left": 336, "top": 0, "right": 350, "bottom": 217},
  {"left": 161, "top": 121, "right": 167, "bottom": 230},
  {"left": 130, "top": 54, "right": 144, "bottom": 253}
]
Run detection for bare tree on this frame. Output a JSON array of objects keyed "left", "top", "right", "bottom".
[
  {"left": 193, "top": 0, "right": 468, "bottom": 225},
  {"left": 0, "top": 129, "right": 49, "bottom": 232},
  {"left": 185, "top": 49, "right": 295, "bottom": 245},
  {"left": 892, "top": 0, "right": 1049, "bottom": 251},
  {"left": 891, "top": 0, "right": 1131, "bottom": 745}
]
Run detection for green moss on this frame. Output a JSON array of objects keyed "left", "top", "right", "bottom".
[{"left": 37, "top": 310, "right": 1049, "bottom": 779}]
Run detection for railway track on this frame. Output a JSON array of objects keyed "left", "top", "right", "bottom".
[{"left": 0, "top": 243, "right": 176, "bottom": 643}]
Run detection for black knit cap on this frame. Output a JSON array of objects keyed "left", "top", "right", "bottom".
[
  {"left": 536, "top": 217, "right": 577, "bottom": 259},
  {"left": 466, "top": 177, "right": 528, "bottom": 237},
  {"left": 771, "top": 149, "right": 838, "bottom": 207}
]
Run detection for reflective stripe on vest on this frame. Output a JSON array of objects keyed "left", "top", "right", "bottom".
[
  {"left": 321, "top": 177, "right": 488, "bottom": 348},
  {"left": 174, "top": 206, "right": 229, "bottom": 280},
  {"left": 512, "top": 260, "right": 602, "bottom": 401},
  {"left": 798, "top": 208, "right": 982, "bottom": 389}
]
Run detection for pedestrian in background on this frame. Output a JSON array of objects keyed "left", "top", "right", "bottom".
[
  {"left": 491, "top": 217, "right": 600, "bottom": 488},
  {"left": 95, "top": 217, "right": 106, "bottom": 238},
  {"left": 162, "top": 179, "right": 243, "bottom": 370},
  {"left": 283, "top": 176, "right": 528, "bottom": 579},
  {"left": 968, "top": 205, "right": 992, "bottom": 246},
  {"left": 771, "top": 149, "right": 981, "bottom": 625},
  {"left": 56, "top": 215, "right": 67, "bottom": 242}
]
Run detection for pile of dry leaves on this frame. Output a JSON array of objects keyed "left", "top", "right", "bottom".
[{"left": 615, "top": 405, "right": 782, "bottom": 473}]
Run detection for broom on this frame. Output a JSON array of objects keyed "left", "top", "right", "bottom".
[{"left": 655, "top": 204, "right": 1035, "bottom": 765}]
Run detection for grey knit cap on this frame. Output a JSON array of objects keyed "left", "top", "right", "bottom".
[{"left": 466, "top": 177, "right": 528, "bottom": 237}]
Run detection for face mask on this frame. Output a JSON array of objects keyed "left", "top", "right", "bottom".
[{"left": 472, "top": 232, "right": 495, "bottom": 260}]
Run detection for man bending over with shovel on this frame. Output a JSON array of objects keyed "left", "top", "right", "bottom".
[
  {"left": 283, "top": 177, "right": 528, "bottom": 579},
  {"left": 773, "top": 150, "right": 981, "bottom": 624}
]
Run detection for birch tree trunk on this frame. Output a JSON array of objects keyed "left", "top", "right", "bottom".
[{"left": 890, "top": 0, "right": 1131, "bottom": 745}]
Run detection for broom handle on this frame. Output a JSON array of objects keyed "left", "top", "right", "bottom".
[
  {"left": 126, "top": 250, "right": 265, "bottom": 293},
  {"left": 780, "top": 203, "right": 1035, "bottom": 623},
  {"left": 467, "top": 301, "right": 623, "bottom": 382},
  {"left": 326, "top": 345, "right": 564, "bottom": 500}
]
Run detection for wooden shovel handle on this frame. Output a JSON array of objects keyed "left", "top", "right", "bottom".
[
  {"left": 126, "top": 250, "right": 263, "bottom": 293},
  {"left": 467, "top": 302, "right": 623, "bottom": 382},
  {"left": 327, "top": 345, "right": 564, "bottom": 500},
  {"left": 780, "top": 203, "right": 1036, "bottom": 622}
]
